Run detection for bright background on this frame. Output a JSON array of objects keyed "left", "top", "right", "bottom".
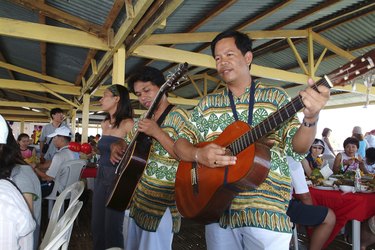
[{"left": 298, "top": 104, "right": 375, "bottom": 152}]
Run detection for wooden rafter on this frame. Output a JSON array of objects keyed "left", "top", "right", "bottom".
[
  {"left": 11, "top": 0, "right": 106, "bottom": 37},
  {"left": 144, "top": 0, "right": 238, "bottom": 66},
  {"left": 75, "top": 0, "right": 124, "bottom": 86},
  {"left": 0, "top": 18, "right": 109, "bottom": 51}
]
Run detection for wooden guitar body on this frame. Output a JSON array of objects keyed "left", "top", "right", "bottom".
[
  {"left": 106, "top": 134, "right": 151, "bottom": 211},
  {"left": 106, "top": 63, "right": 188, "bottom": 211},
  {"left": 175, "top": 121, "right": 271, "bottom": 224}
]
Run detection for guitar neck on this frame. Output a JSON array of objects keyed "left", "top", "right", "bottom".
[{"left": 228, "top": 76, "right": 332, "bottom": 156}]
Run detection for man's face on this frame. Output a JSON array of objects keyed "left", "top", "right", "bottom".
[
  {"left": 214, "top": 37, "right": 252, "bottom": 85},
  {"left": 133, "top": 81, "right": 160, "bottom": 109},
  {"left": 52, "top": 136, "right": 61, "bottom": 148},
  {"left": 52, "top": 112, "right": 64, "bottom": 122}
]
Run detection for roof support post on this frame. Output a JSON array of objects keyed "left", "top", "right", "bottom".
[
  {"left": 71, "top": 109, "right": 77, "bottom": 142},
  {"left": 81, "top": 94, "right": 90, "bottom": 143},
  {"left": 113, "top": 44, "right": 126, "bottom": 85},
  {"left": 307, "top": 28, "right": 315, "bottom": 77}
]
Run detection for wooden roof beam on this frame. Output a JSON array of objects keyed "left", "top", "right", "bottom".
[
  {"left": 0, "top": 18, "right": 109, "bottom": 51},
  {"left": 145, "top": 30, "right": 308, "bottom": 45},
  {"left": 80, "top": 0, "right": 155, "bottom": 97},
  {"left": 0, "top": 100, "right": 70, "bottom": 110},
  {"left": 133, "top": 45, "right": 311, "bottom": 84},
  {"left": 0, "top": 61, "right": 74, "bottom": 85},
  {"left": 11, "top": 0, "right": 106, "bottom": 37},
  {"left": 75, "top": 0, "right": 124, "bottom": 86},
  {"left": 6, "top": 89, "right": 65, "bottom": 104}
]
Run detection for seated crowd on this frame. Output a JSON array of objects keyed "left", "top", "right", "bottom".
[{"left": 1, "top": 108, "right": 374, "bottom": 250}]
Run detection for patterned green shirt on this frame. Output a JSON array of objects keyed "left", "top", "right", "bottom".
[
  {"left": 125, "top": 106, "right": 197, "bottom": 233},
  {"left": 181, "top": 82, "right": 305, "bottom": 233}
]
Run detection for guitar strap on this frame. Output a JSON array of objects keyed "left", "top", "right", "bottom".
[
  {"left": 156, "top": 104, "right": 175, "bottom": 126},
  {"left": 228, "top": 80, "right": 256, "bottom": 125}
]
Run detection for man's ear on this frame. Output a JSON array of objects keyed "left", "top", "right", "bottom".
[{"left": 245, "top": 51, "right": 253, "bottom": 66}]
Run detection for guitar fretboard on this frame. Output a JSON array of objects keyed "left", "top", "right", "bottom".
[{"left": 228, "top": 77, "right": 331, "bottom": 156}]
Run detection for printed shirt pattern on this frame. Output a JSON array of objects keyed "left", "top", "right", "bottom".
[
  {"left": 126, "top": 106, "right": 198, "bottom": 233},
  {"left": 182, "top": 82, "right": 304, "bottom": 233}
]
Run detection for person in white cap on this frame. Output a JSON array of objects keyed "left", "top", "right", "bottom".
[
  {"left": 0, "top": 114, "right": 36, "bottom": 249},
  {"left": 34, "top": 126, "right": 75, "bottom": 197},
  {"left": 301, "top": 138, "right": 327, "bottom": 177}
]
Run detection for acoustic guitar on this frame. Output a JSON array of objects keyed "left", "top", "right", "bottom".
[
  {"left": 175, "top": 49, "right": 375, "bottom": 224},
  {"left": 106, "top": 62, "right": 188, "bottom": 211}
]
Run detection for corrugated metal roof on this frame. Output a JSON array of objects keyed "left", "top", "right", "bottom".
[
  {"left": 46, "top": 0, "right": 114, "bottom": 26},
  {"left": 0, "top": 0, "right": 374, "bottom": 123}
]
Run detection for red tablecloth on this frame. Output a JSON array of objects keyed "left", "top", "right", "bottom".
[
  {"left": 80, "top": 167, "right": 98, "bottom": 178},
  {"left": 309, "top": 187, "right": 375, "bottom": 247}
]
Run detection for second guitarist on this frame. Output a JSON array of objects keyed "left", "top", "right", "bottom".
[
  {"left": 173, "top": 30, "right": 330, "bottom": 250},
  {"left": 110, "top": 66, "right": 196, "bottom": 250}
]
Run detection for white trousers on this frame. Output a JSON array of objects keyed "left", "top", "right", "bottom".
[
  {"left": 124, "top": 208, "right": 174, "bottom": 250},
  {"left": 205, "top": 222, "right": 292, "bottom": 250}
]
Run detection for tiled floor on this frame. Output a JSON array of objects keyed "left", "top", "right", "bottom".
[{"left": 40, "top": 190, "right": 373, "bottom": 249}]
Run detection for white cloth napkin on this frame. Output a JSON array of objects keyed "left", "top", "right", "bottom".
[{"left": 320, "top": 164, "right": 333, "bottom": 179}]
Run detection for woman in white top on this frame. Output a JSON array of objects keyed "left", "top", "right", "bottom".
[
  {"left": 333, "top": 137, "right": 368, "bottom": 174},
  {"left": 0, "top": 114, "right": 35, "bottom": 250}
]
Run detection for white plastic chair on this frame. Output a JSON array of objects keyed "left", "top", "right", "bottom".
[
  {"left": 44, "top": 159, "right": 86, "bottom": 217},
  {"left": 40, "top": 181, "right": 85, "bottom": 250},
  {"left": 41, "top": 201, "right": 83, "bottom": 250}
]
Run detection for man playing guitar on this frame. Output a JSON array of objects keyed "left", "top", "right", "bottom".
[
  {"left": 173, "top": 30, "right": 330, "bottom": 250},
  {"left": 110, "top": 66, "right": 194, "bottom": 250}
]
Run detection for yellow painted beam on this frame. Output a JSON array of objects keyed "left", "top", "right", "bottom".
[
  {"left": 311, "top": 31, "right": 355, "bottom": 61},
  {"left": 0, "top": 61, "right": 73, "bottom": 85},
  {"left": 6, "top": 89, "right": 66, "bottom": 104},
  {"left": 112, "top": 44, "right": 126, "bottom": 85},
  {"left": 0, "top": 17, "right": 109, "bottom": 51},
  {"left": 2, "top": 116, "right": 50, "bottom": 123},
  {"left": 1, "top": 109, "right": 46, "bottom": 116},
  {"left": 81, "top": 0, "right": 154, "bottom": 96},
  {"left": 144, "top": 30, "right": 308, "bottom": 45},
  {"left": 0, "top": 101, "right": 70, "bottom": 110},
  {"left": 286, "top": 38, "right": 308, "bottom": 75},
  {"left": 0, "top": 79, "right": 80, "bottom": 95},
  {"left": 126, "top": 0, "right": 184, "bottom": 55},
  {"left": 92, "top": 84, "right": 199, "bottom": 105},
  {"left": 133, "top": 45, "right": 310, "bottom": 84}
]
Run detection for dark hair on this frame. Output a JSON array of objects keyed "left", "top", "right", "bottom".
[
  {"left": 104, "top": 84, "right": 133, "bottom": 128},
  {"left": 310, "top": 138, "right": 325, "bottom": 154},
  {"left": 322, "top": 128, "right": 332, "bottom": 137},
  {"left": 17, "top": 133, "right": 29, "bottom": 142},
  {"left": 366, "top": 147, "right": 375, "bottom": 164},
  {"left": 343, "top": 137, "right": 359, "bottom": 149},
  {"left": 0, "top": 123, "right": 26, "bottom": 179},
  {"left": 211, "top": 30, "right": 253, "bottom": 58},
  {"left": 127, "top": 66, "right": 165, "bottom": 94},
  {"left": 50, "top": 108, "right": 63, "bottom": 118}
]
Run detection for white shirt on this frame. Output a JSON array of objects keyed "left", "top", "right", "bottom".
[
  {"left": 46, "top": 145, "right": 75, "bottom": 193},
  {"left": 0, "top": 179, "right": 35, "bottom": 250},
  {"left": 287, "top": 156, "right": 309, "bottom": 195}
]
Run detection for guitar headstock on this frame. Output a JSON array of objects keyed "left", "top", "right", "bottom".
[
  {"left": 326, "top": 49, "right": 375, "bottom": 87},
  {"left": 161, "top": 62, "right": 189, "bottom": 92}
]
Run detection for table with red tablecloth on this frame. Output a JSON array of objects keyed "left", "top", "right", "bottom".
[
  {"left": 80, "top": 166, "right": 98, "bottom": 190},
  {"left": 309, "top": 187, "right": 375, "bottom": 249},
  {"left": 80, "top": 166, "right": 98, "bottom": 178}
]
